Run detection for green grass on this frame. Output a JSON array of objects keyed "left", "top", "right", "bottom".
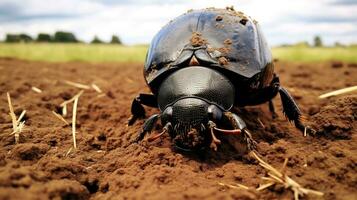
[
  {"left": 0, "top": 43, "right": 356, "bottom": 63},
  {"left": 272, "top": 46, "right": 357, "bottom": 62},
  {"left": 0, "top": 43, "right": 148, "bottom": 63}
]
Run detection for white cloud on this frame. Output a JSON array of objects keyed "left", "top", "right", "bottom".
[{"left": 0, "top": 0, "right": 356, "bottom": 45}]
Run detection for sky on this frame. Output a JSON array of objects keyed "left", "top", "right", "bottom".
[{"left": 0, "top": 0, "right": 356, "bottom": 46}]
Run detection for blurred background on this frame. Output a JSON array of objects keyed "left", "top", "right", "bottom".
[{"left": 0, "top": 0, "right": 356, "bottom": 62}]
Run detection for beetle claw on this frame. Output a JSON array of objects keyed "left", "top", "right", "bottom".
[
  {"left": 242, "top": 129, "right": 257, "bottom": 152},
  {"left": 127, "top": 115, "right": 137, "bottom": 126},
  {"left": 210, "top": 128, "right": 221, "bottom": 151}
]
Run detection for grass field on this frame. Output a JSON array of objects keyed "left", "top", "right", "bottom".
[
  {"left": 0, "top": 43, "right": 148, "bottom": 62},
  {"left": 0, "top": 43, "right": 356, "bottom": 63}
]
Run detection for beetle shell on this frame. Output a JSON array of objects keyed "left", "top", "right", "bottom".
[{"left": 144, "top": 8, "right": 273, "bottom": 93}]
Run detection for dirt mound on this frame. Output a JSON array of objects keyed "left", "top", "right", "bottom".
[
  {"left": 312, "top": 95, "right": 356, "bottom": 139},
  {"left": 0, "top": 58, "right": 356, "bottom": 200}
]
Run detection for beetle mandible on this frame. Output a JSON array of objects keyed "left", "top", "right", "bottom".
[{"left": 128, "top": 8, "right": 314, "bottom": 152}]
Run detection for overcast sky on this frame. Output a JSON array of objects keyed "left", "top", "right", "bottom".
[{"left": 0, "top": 0, "right": 356, "bottom": 46}]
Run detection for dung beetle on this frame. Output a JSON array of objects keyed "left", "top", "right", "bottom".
[{"left": 128, "top": 8, "right": 313, "bottom": 152}]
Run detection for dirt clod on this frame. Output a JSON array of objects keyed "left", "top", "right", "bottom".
[
  {"left": 218, "top": 57, "right": 229, "bottom": 65},
  {"left": 331, "top": 61, "right": 344, "bottom": 68},
  {"left": 12, "top": 143, "right": 49, "bottom": 161},
  {"left": 190, "top": 32, "right": 207, "bottom": 47}
]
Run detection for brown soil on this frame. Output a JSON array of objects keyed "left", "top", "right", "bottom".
[
  {"left": 0, "top": 58, "right": 356, "bottom": 200},
  {"left": 218, "top": 57, "right": 229, "bottom": 66},
  {"left": 190, "top": 32, "right": 207, "bottom": 47}
]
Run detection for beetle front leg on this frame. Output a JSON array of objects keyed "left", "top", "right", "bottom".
[
  {"left": 268, "top": 100, "right": 278, "bottom": 119},
  {"left": 278, "top": 87, "right": 315, "bottom": 135},
  {"left": 134, "top": 114, "right": 160, "bottom": 142},
  {"left": 225, "top": 112, "right": 257, "bottom": 151},
  {"left": 128, "top": 93, "right": 158, "bottom": 125},
  {"left": 217, "top": 112, "right": 257, "bottom": 152}
]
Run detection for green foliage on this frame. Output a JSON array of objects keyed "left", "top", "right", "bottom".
[
  {"left": 110, "top": 35, "right": 122, "bottom": 44},
  {"left": 5, "top": 34, "right": 20, "bottom": 43},
  {"left": 37, "top": 33, "right": 52, "bottom": 42},
  {"left": 91, "top": 36, "right": 104, "bottom": 44},
  {"left": 19, "top": 34, "right": 33, "bottom": 42},
  {"left": 313, "top": 35, "right": 323, "bottom": 47},
  {"left": 5, "top": 34, "right": 33, "bottom": 43},
  {"left": 54, "top": 31, "right": 78, "bottom": 43}
]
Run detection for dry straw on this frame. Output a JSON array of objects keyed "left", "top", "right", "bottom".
[
  {"left": 7, "top": 92, "right": 26, "bottom": 143},
  {"left": 63, "top": 80, "right": 91, "bottom": 90},
  {"left": 252, "top": 152, "right": 323, "bottom": 200},
  {"left": 218, "top": 182, "right": 249, "bottom": 190},
  {"left": 60, "top": 90, "right": 84, "bottom": 117},
  {"left": 319, "top": 85, "right": 357, "bottom": 99},
  {"left": 91, "top": 83, "right": 102, "bottom": 93},
  {"left": 52, "top": 111, "right": 69, "bottom": 126},
  {"left": 31, "top": 86, "right": 42, "bottom": 93},
  {"left": 72, "top": 93, "right": 80, "bottom": 149},
  {"left": 60, "top": 90, "right": 84, "bottom": 149},
  {"left": 63, "top": 80, "right": 103, "bottom": 93}
]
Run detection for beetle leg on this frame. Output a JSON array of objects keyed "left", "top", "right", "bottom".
[
  {"left": 134, "top": 114, "right": 159, "bottom": 142},
  {"left": 147, "top": 122, "right": 172, "bottom": 142},
  {"left": 268, "top": 100, "right": 278, "bottom": 119},
  {"left": 242, "top": 129, "right": 257, "bottom": 152},
  {"left": 278, "top": 87, "right": 316, "bottom": 135},
  {"left": 223, "top": 112, "right": 247, "bottom": 129},
  {"left": 128, "top": 93, "right": 158, "bottom": 125},
  {"left": 222, "top": 112, "right": 257, "bottom": 151}
]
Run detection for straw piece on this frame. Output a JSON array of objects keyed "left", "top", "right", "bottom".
[
  {"left": 7, "top": 92, "right": 25, "bottom": 143},
  {"left": 319, "top": 85, "right": 357, "bottom": 99},
  {"left": 65, "top": 147, "right": 73, "bottom": 157},
  {"left": 257, "top": 182, "right": 275, "bottom": 191},
  {"left": 236, "top": 183, "right": 250, "bottom": 190},
  {"left": 91, "top": 83, "right": 102, "bottom": 93},
  {"left": 60, "top": 90, "right": 84, "bottom": 107},
  {"left": 17, "top": 110, "right": 26, "bottom": 124},
  {"left": 52, "top": 111, "right": 69, "bottom": 125},
  {"left": 218, "top": 182, "right": 249, "bottom": 190},
  {"left": 251, "top": 152, "right": 323, "bottom": 200},
  {"left": 63, "top": 80, "right": 91, "bottom": 90},
  {"left": 7, "top": 93, "right": 17, "bottom": 132},
  {"left": 62, "top": 105, "right": 67, "bottom": 116},
  {"left": 31, "top": 86, "right": 42, "bottom": 93},
  {"left": 71, "top": 92, "right": 82, "bottom": 149},
  {"left": 58, "top": 90, "right": 83, "bottom": 149},
  {"left": 96, "top": 93, "right": 106, "bottom": 99}
]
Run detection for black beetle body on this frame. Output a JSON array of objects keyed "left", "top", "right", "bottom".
[{"left": 128, "top": 8, "right": 312, "bottom": 152}]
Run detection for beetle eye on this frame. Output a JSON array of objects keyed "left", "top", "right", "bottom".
[{"left": 207, "top": 105, "right": 222, "bottom": 120}]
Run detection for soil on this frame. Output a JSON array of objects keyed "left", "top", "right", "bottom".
[
  {"left": 190, "top": 32, "right": 207, "bottom": 47},
  {"left": 0, "top": 57, "right": 356, "bottom": 200}
]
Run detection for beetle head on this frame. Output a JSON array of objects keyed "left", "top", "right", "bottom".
[{"left": 161, "top": 98, "right": 223, "bottom": 151}]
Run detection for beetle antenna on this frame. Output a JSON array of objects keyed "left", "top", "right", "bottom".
[
  {"left": 213, "top": 127, "right": 241, "bottom": 135},
  {"left": 208, "top": 121, "right": 221, "bottom": 151},
  {"left": 147, "top": 123, "right": 171, "bottom": 142}
]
